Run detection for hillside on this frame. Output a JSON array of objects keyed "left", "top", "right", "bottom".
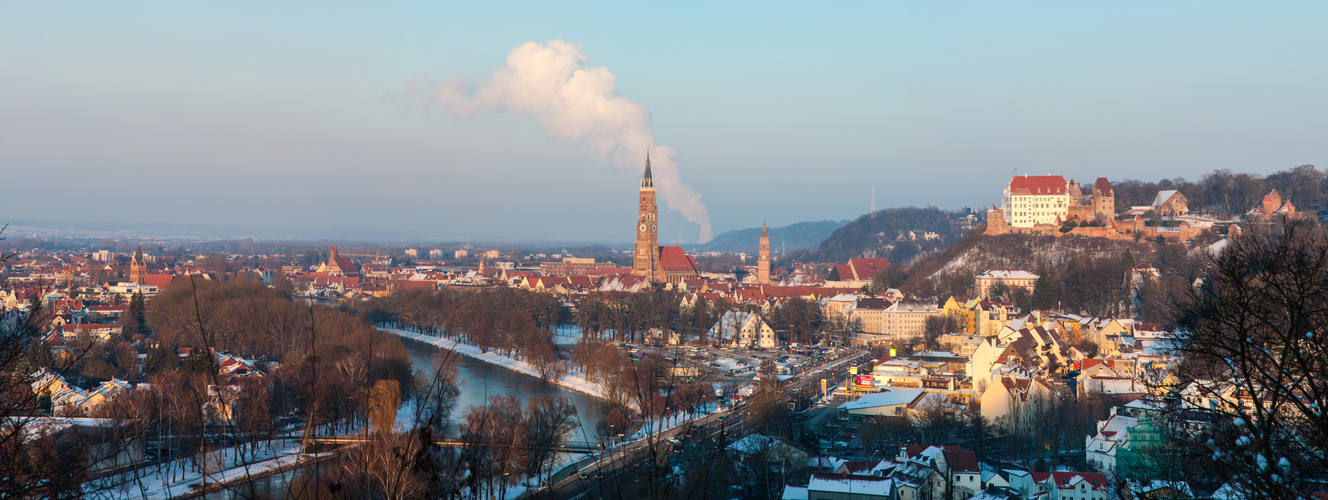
[
  {"left": 796, "top": 207, "right": 978, "bottom": 265},
  {"left": 895, "top": 228, "right": 1224, "bottom": 316},
  {"left": 700, "top": 220, "right": 847, "bottom": 253}
]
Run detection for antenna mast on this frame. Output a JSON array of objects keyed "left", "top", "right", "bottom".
[{"left": 871, "top": 187, "right": 876, "bottom": 213}]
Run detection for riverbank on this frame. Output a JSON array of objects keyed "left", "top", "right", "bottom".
[
  {"left": 382, "top": 327, "right": 609, "bottom": 401},
  {"left": 92, "top": 439, "right": 336, "bottom": 500}
]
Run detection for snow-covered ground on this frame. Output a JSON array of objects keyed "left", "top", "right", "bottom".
[
  {"left": 712, "top": 357, "right": 745, "bottom": 371},
  {"left": 383, "top": 327, "right": 609, "bottom": 401},
  {"left": 92, "top": 441, "right": 328, "bottom": 500},
  {"left": 551, "top": 325, "right": 585, "bottom": 346}
]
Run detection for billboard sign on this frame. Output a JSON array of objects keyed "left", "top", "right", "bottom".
[{"left": 856, "top": 375, "right": 873, "bottom": 388}]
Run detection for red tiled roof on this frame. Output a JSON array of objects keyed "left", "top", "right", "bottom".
[
  {"left": 848, "top": 258, "right": 890, "bottom": 280},
  {"left": 658, "top": 246, "right": 698, "bottom": 272},
  {"left": 1048, "top": 471, "right": 1109, "bottom": 491},
  {"left": 1094, "top": 177, "right": 1113, "bottom": 196},
  {"left": 144, "top": 274, "right": 176, "bottom": 289},
  {"left": 1009, "top": 175, "right": 1068, "bottom": 195},
  {"left": 583, "top": 267, "right": 633, "bottom": 276},
  {"left": 397, "top": 280, "right": 437, "bottom": 290},
  {"left": 942, "top": 449, "right": 979, "bottom": 473},
  {"left": 833, "top": 265, "right": 853, "bottom": 281}
]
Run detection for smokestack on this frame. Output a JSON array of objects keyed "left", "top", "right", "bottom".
[{"left": 412, "top": 39, "right": 714, "bottom": 243}]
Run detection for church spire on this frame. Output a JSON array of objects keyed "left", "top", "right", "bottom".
[{"left": 641, "top": 148, "right": 653, "bottom": 188}]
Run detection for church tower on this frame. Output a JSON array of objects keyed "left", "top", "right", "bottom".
[
  {"left": 757, "top": 221, "right": 771, "bottom": 284},
  {"left": 129, "top": 245, "right": 147, "bottom": 285},
  {"left": 633, "top": 150, "right": 661, "bottom": 280}
]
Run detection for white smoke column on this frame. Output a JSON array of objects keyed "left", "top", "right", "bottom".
[{"left": 413, "top": 39, "right": 714, "bottom": 243}]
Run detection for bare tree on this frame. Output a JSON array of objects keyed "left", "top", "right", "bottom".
[
  {"left": 525, "top": 396, "right": 580, "bottom": 486},
  {"left": 1174, "top": 221, "right": 1328, "bottom": 498}
]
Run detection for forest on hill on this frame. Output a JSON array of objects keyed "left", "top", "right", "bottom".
[
  {"left": 1109, "top": 164, "right": 1326, "bottom": 217},
  {"left": 700, "top": 220, "right": 847, "bottom": 254},
  {"left": 793, "top": 207, "right": 978, "bottom": 265}
]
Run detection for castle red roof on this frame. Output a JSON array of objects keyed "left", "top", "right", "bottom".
[
  {"left": 1093, "top": 177, "right": 1113, "bottom": 196},
  {"left": 1008, "top": 175, "right": 1068, "bottom": 195}
]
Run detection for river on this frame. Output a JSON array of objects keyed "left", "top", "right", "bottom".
[
  {"left": 201, "top": 336, "right": 608, "bottom": 499},
  {"left": 399, "top": 336, "right": 609, "bottom": 447}
]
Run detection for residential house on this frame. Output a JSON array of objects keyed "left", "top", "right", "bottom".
[
  {"left": 709, "top": 310, "right": 777, "bottom": 347},
  {"left": 974, "top": 270, "right": 1039, "bottom": 299}
]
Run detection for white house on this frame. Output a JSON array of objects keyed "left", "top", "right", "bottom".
[
  {"left": 1085, "top": 410, "right": 1140, "bottom": 474},
  {"left": 709, "top": 311, "right": 777, "bottom": 348},
  {"left": 979, "top": 375, "right": 1056, "bottom": 423}
]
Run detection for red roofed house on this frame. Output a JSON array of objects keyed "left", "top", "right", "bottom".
[
  {"left": 1042, "top": 471, "right": 1109, "bottom": 500},
  {"left": 826, "top": 258, "right": 890, "bottom": 288}
]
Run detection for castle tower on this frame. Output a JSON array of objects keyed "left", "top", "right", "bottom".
[
  {"left": 757, "top": 221, "right": 771, "bottom": 284},
  {"left": 1092, "top": 177, "right": 1115, "bottom": 222},
  {"left": 632, "top": 150, "right": 661, "bottom": 280},
  {"left": 129, "top": 245, "right": 147, "bottom": 285}
]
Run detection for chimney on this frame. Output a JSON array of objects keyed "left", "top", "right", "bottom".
[{"left": 329, "top": 245, "right": 338, "bottom": 259}]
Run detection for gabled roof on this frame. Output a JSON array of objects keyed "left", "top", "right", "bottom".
[
  {"left": 1008, "top": 175, "right": 1068, "bottom": 196},
  {"left": 1046, "top": 471, "right": 1109, "bottom": 491},
  {"left": 808, "top": 473, "right": 894, "bottom": 496},
  {"left": 658, "top": 246, "right": 699, "bottom": 272},
  {"left": 847, "top": 258, "right": 890, "bottom": 281},
  {"left": 943, "top": 448, "right": 980, "bottom": 473},
  {"left": 1151, "top": 190, "right": 1180, "bottom": 207}
]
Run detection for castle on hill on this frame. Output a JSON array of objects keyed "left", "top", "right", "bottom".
[{"left": 986, "top": 175, "right": 1207, "bottom": 242}]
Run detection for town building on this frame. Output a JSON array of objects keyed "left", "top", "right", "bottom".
[
  {"left": 709, "top": 310, "right": 777, "bottom": 347},
  {"left": 973, "top": 269, "right": 1038, "bottom": 299},
  {"left": 539, "top": 257, "right": 614, "bottom": 276}
]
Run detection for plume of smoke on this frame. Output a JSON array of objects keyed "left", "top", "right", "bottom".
[{"left": 411, "top": 39, "right": 714, "bottom": 243}]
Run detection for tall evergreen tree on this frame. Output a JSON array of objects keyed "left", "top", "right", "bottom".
[{"left": 1031, "top": 266, "right": 1058, "bottom": 310}]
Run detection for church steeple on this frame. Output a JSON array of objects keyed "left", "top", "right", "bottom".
[
  {"left": 757, "top": 220, "right": 771, "bottom": 284},
  {"left": 130, "top": 244, "right": 147, "bottom": 285},
  {"left": 641, "top": 148, "right": 653, "bottom": 188},
  {"left": 633, "top": 149, "right": 660, "bottom": 280}
]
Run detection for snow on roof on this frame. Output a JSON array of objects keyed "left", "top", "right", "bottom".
[
  {"left": 808, "top": 473, "right": 894, "bottom": 496},
  {"left": 1151, "top": 190, "right": 1179, "bottom": 207},
  {"left": 838, "top": 389, "right": 925, "bottom": 410},
  {"left": 727, "top": 434, "right": 774, "bottom": 454},
  {"left": 977, "top": 269, "right": 1039, "bottom": 281},
  {"left": 781, "top": 485, "right": 809, "bottom": 500}
]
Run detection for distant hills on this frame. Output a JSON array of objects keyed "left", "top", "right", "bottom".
[
  {"left": 0, "top": 218, "right": 416, "bottom": 242},
  {"left": 698, "top": 220, "right": 848, "bottom": 254},
  {"left": 795, "top": 207, "right": 979, "bottom": 265}
]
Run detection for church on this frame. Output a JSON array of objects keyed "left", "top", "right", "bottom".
[{"left": 632, "top": 150, "right": 700, "bottom": 285}]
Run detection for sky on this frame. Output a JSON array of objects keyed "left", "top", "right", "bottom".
[{"left": 2, "top": 2, "right": 1326, "bottom": 243}]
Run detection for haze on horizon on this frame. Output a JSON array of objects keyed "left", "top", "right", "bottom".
[{"left": 2, "top": 2, "right": 1325, "bottom": 243}]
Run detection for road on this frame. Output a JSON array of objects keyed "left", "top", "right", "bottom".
[{"left": 543, "top": 346, "right": 869, "bottom": 499}]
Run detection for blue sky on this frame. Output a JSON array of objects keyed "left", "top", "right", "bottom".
[{"left": 2, "top": 2, "right": 1325, "bottom": 242}]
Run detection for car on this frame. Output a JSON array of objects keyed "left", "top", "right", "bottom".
[{"left": 579, "top": 469, "right": 603, "bottom": 479}]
